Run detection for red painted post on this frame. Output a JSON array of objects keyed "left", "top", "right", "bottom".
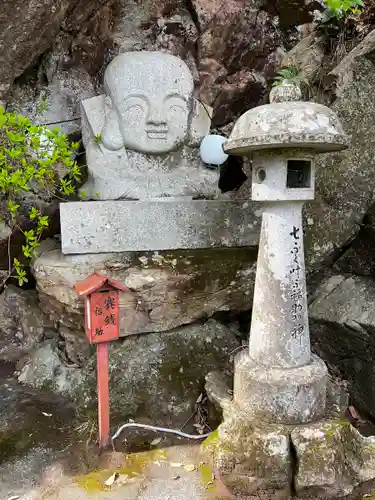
[
  {"left": 97, "top": 342, "right": 110, "bottom": 449},
  {"left": 74, "top": 273, "right": 130, "bottom": 451}
]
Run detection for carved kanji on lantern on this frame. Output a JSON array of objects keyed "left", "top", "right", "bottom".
[{"left": 75, "top": 272, "right": 129, "bottom": 344}]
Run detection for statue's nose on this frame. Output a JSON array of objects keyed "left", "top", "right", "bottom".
[{"left": 146, "top": 105, "right": 167, "bottom": 127}]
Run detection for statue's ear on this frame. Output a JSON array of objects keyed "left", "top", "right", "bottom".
[{"left": 101, "top": 96, "right": 124, "bottom": 151}]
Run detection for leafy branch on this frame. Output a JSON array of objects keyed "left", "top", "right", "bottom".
[
  {"left": 0, "top": 106, "right": 81, "bottom": 286},
  {"left": 317, "top": 0, "right": 364, "bottom": 23}
]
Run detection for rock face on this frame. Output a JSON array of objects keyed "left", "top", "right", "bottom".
[
  {"left": 32, "top": 240, "right": 257, "bottom": 335},
  {"left": 310, "top": 275, "right": 375, "bottom": 419},
  {"left": 112, "top": 0, "right": 318, "bottom": 126},
  {"left": 0, "top": 285, "right": 55, "bottom": 363},
  {"left": 18, "top": 319, "right": 239, "bottom": 428},
  {"left": 5, "top": 0, "right": 317, "bottom": 128},
  {"left": 283, "top": 30, "right": 375, "bottom": 270},
  {"left": 0, "top": 0, "right": 118, "bottom": 99}
]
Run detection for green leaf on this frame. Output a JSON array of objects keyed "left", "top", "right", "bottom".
[
  {"left": 28, "top": 207, "right": 39, "bottom": 221},
  {"left": 8, "top": 200, "right": 20, "bottom": 214},
  {"left": 22, "top": 245, "right": 33, "bottom": 258},
  {"left": 16, "top": 266, "right": 28, "bottom": 286}
]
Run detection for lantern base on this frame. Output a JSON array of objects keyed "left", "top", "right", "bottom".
[
  {"left": 234, "top": 351, "right": 328, "bottom": 425},
  {"left": 202, "top": 377, "right": 375, "bottom": 500}
]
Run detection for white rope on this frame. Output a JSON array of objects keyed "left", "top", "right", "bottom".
[{"left": 111, "top": 422, "right": 212, "bottom": 442}]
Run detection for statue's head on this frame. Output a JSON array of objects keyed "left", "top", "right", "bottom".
[{"left": 102, "top": 51, "right": 194, "bottom": 154}]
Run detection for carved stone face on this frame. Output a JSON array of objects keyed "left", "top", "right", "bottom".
[{"left": 103, "top": 52, "right": 194, "bottom": 154}]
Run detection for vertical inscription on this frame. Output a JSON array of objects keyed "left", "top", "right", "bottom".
[
  {"left": 289, "top": 225, "right": 304, "bottom": 339},
  {"left": 91, "top": 291, "right": 119, "bottom": 342}
]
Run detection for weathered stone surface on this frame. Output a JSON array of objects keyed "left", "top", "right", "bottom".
[
  {"left": 32, "top": 239, "right": 257, "bottom": 335},
  {"left": 17, "top": 341, "right": 82, "bottom": 394},
  {"left": 18, "top": 319, "right": 239, "bottom": 428},
  {"left": 203, "top": 410, "right": 292, "bottom": 498},
  {"left": 0, "top": 0, "right": 117, "bottom": 99},
  {"left": 60, "top": 200, "right": 262, "bottom": 254},
  {"left": 203, "top": 397, "right": 375, "bottom": 500},
  {"left": 309, "top": 275, "right": 375, "bottom": 419},
  {"left": 11, "top": 68, "right": 95, "bottom": 136},
  {"left": 312, "top": 30, "right": 375, "bottom": 264},
  {"left": 192, "top": 0, "right": 316, "bottom": 125},
  {"left": 0, "top": 376, "right": 75, "bottom": 462},
  {"left": 281, "top": 32, "right": 325, "bottom": 85},
  {"left": 224, "top": 97, "right": 349, "bottom": 154},
  {"left": 334, "top": 204, "right": 375, "bottom": 276},
  {"left": 0, "top": 285, "right": 55, "bottom": 363},
  {"left": 234, "top": 351, "right": 328, "bottom": 424},
  {"left": 292, "top": 419, "right": 375, "bottom": 498}
]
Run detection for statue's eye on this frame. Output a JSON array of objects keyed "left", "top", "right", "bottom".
[
  {"left": 121, "top": 96, "right": 149, "bottom": 112},
  {"left": 166, "top": 96, "right": 186, "bottom": 113}
]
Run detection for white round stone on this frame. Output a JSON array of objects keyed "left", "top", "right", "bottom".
[{"left": 200, "top": 135, "right": 229, "bottom": 165}]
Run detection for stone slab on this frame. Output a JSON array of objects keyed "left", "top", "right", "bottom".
[{"left": 60, "top": 200, "right": 262, "bottom": 254}]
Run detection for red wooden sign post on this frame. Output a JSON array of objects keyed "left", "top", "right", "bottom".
[{"left": 75, "top": 272, "right": 129, "bottom": 450}]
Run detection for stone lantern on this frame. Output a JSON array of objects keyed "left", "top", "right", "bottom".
[
  {"left": 227, "top": 83, "right": 348, "bottom": 426},
  {"left": 204, "top": 84, "right": 375, "bottom": 499}
]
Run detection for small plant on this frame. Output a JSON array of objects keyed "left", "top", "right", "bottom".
[
  {"left": 315, "top": 0, "right": 365, "bottom": 59},
  {"left": 36, "top": 90, "right": 49, "bottom": 115},
  {"left": 93, "top": 133, "right": 102, "bottom": 145},
  {"left": 0, "top": 106, "right": 81, "bottom": 285},
  {"left": 317, "top": 0, "right": 364, "bottom": 23},
  {"left": 272, "top": 64, "right": 310, "bottom": 92}
]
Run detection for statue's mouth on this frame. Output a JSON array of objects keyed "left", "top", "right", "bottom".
[{"left": 146, "top": 129, "right": 168, "bottom": 139}]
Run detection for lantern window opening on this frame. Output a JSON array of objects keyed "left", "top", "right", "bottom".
[
  {"left": 257, "top": 168, "right": 267, "bottom": 183},
  {"left": 286, "top": 159, "right": 311, "bottom": 189}
]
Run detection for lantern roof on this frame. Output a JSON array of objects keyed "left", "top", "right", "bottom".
[
  {"left": 74, "top": 272, "right": 129, "bottom": 296},
  {"left": 224, "top": 83, "right": 350, "bottom": 155}
]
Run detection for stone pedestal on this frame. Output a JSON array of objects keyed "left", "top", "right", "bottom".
[
  {"left": 203, "top": 376, "right": 375, "bottom": 499},
  {"left": 234, "top": 351, "right": 328, "bottom": 424}
]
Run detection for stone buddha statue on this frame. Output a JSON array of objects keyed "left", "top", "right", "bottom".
[{"left": 80, "top": 51, "right": 218, "bottom": 200}]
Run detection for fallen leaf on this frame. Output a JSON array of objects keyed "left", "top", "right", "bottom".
[
  {"left": 151, "top": 437, "right": 162, "bottom": 446},
  {"left": 8, "top": 496, "right": 20, "bottom": 500},
  {"left": 184, "top": 464, "right": 196, "bottom": 472},
  {"left": 172, "top": 475, "right": 180, "bottom": 480},
  {"left": 104, "top": 472, "right": 119, "bottom": 486},
  {"left": 42, "top": 412, "right": 52, "bottom": 417},
  {"left": 170, "top": 462, "right": 183, "bottom": 468}
]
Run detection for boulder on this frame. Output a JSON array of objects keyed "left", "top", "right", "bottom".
[
  {"left": 18, "top": 319, "right": 239, "bottom": 428},
  {"left": 32, "top": 240, "right": 257, "bottom": 335},
  {"left": 0, "top": 373, "right": 75, "bottom": 470},
  {"left": 316, "top": 30, "right": 375, "bottom": 234},
  {"left": 17, "top": 341, "right": 83, "bottom": 394},
  {"left": 309, "top": 274, "right": 375, "bottom": 419},
  {"left": 0, "top": 0, "right": 118, "bottom": 99},
  {"left": 11, "top": 67, "right": 96, "bottom": 137},
  {"left": 277, "top": 29, "right": 375, "bottom": 270},
  {"left": 0, "top": 285, "right": 55, "bottom": 363}
]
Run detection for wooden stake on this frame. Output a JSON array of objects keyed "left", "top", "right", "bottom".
[{"left": 97, "top": 342, "right": 110, "bottom": 449}]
